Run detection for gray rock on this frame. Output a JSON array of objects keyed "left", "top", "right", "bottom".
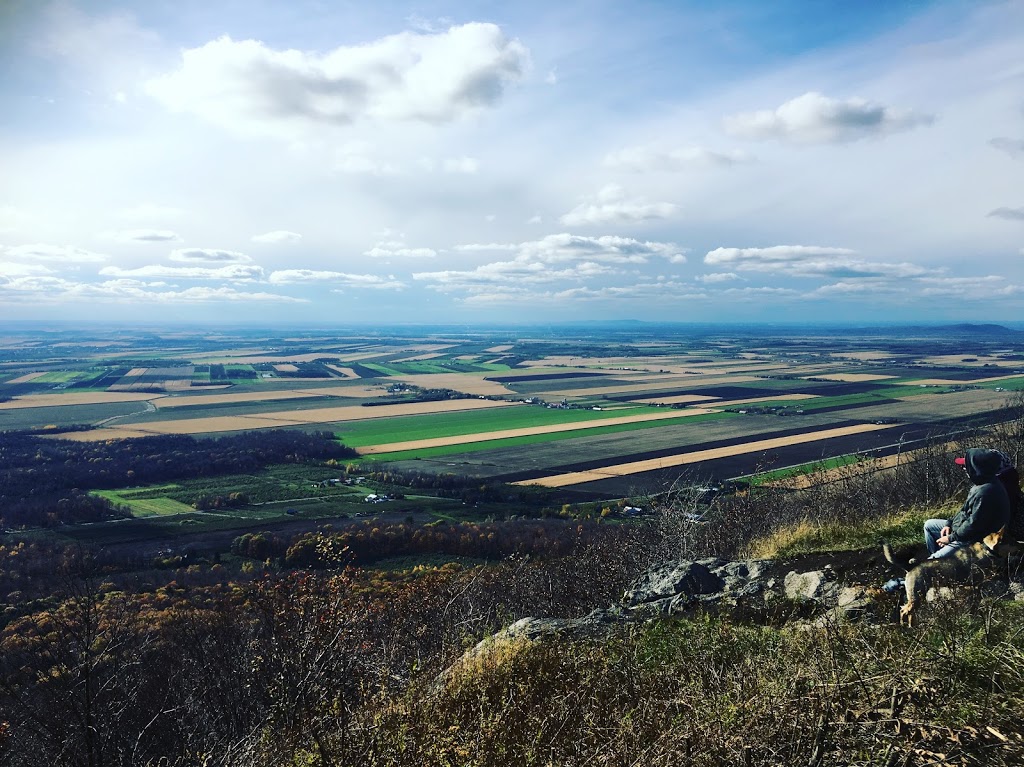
[
  {"left": 623, "top": 560, "right": 725, "bottom": 606},
  {"left": 783, "top": 569, "right": 838, "bottom": 601}
]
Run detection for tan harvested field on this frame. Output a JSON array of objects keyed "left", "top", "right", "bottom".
[
  {"left": 920, "top": 354, "right": 1020, "bottom": 367},
  {"left": 800, "top": 373, "right": 898, "bottom": 383},
  {"left": 485, "top": 345, "right": 513, "bottom": 353},
  {"left": 391, "top": 373, "right": 514, "bottom": 396},
  {"left": 543, "top": 375, "right": 761, "bottom": 398},
  {"left": 359, "top": 408, "right": 719, "bottom": 454},
  {"left": 274, "top": 364, "right": 299, "bottom": 372},
  {"left": 633, "top": 394, "right": 722, "bottom": 405},
  {"left": 514, "top": 422, "right": 898, "bottom": 488},
  {"left": 126, "top": 367, "right": 148, "bottom": 376},
  {"left": 326, "top": 365, "right": 359, "bottom": 378},
  {"left": 153, "top": 385, "right": 389, "bottom": 409},
  {"left": 57, "top": 398, "right": 521, "bottom": 440},
  {"left": 911, "top": 374, "right": 1024, "bottom": 385},
  {"left": 0, "top": 392, "right": 165, "bottom": 410},
  {"left": 5, "top": 372, "right": 47, "bottom": 384}
]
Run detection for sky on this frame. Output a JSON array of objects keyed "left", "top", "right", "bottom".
[{"left": 1, "top": 0, "right": 1023, "bottom": 326}]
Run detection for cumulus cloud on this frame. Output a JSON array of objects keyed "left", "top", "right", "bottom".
[
  {"left": 0, "top": 262, "right": 53, "bottom": 277},
  {"left": 0, "top": 276, "right": 303, "bottom": 304},
  {"left": 988, "top": 206, "right": 1024, "bottom": 221},
  {"left": 915, "top": 275, "right": 1024, "bottom": 299},
  {"left": 99, "top": 264, "right": 264, "bottom": 281},
  {"left": 724, "top": 92, "right": 934, "bottom": 144},
  {"left": 604, "top": 145, "right": 752, "bottom": 171},
  {"left": 5, "top": 244, "right": 108, "bottom": 263},
  {"left": 145, "top": 24, "right": 530, "bottom": 137},
  {"left": 560, "top": 184, "right": 676, "bottom": 226},
  {"left": 113, "top": 229, "right": 181, "bottom": 242},
  {"left": 414, "top": 260, "right": 616, "bottom": 291},
  {"left": 697, "top": 272, "right": 740, "bottom": 284},
  {"left": 251, "top": 230, "right": 302, "bottom": 244},
  {"left": 268, "top": 270, "right": 406, "bottom": 289},
  {"left": 704, "top": 245, "right": 929, "bottom": 280},
  {"left": 518, "top": 233, "right": 683, "bottom": 264},
  {"left": 990, "top": 138, "right": 1024, "bottom": 158},
  {"left": 454, "top": 280, "right": 708, "bottom": 307},
  {"left": 169, "top": 248, "right": 253, "bottom": 264},
  {"left": 364, "top": 241, "right": 437, "bottom": 259}
]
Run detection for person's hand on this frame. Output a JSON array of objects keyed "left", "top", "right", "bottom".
[
  {"left": 937, "top": 535, "right": 951, "bottom": 546},
  {"left": 941, "top": 526, "right": 951, "bottom": 538}
]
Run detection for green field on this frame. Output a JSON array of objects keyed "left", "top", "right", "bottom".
[
  {"left": 92, "top": 490, "right": 196, "bottom": 517},
  {"left": 334, "top": 404, "right": 675, "bottom": 447},
  {"left": 357, "top": 410, "right": 737, "bottom": 462}
]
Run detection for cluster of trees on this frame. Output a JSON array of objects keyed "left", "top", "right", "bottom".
[
  {"left": 0, "top": 526, "right": 642, "bottom": 767},
  {"left": 0, "top": 430, "right": 356, "bottom": 529},
  {"left": 232, "top": 517, "right": 613, "bottom": 567}
]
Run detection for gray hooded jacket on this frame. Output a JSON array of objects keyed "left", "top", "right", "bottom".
[{"left": 949, "top": 448, "right": 1011, "bottom": 544}]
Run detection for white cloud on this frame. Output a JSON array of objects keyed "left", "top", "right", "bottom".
[
  {"left": 364, "top": 241, "right": 437, "bottom": 259},
  {"left": 990, "top": 138, "right": 1024, "bottom": 158},
  {"left": 988, "top": 207, "right": 1024, "bottom": 221},
  {"left": 703, "top": 245, "right": 930, "bottom": 280},
  {"left": 697, "top": 272, "right": 740, "bottom": 284},
  {"left": 251, "top": 230, "right": 303, "bottom": 244},
  {"left": 112, "top": 229, "right": 181, "bottom": 242},
  {"left": 99, "top": 264, "right": 264, "bottom": 281},
  {"left": 604, "top": 145, "right": 752, "bottom": 171},
  {"left": 169, "top": 248, "right": 253, "bottom": 264},
  {"left": 724, "top": 92, "right": 934, "bottom": 144},
  {"left": 5, "top": 244, "right": 108, "bottom": 263},
  {"left": 519, "top": 233, "right": 682, "bottom": 264},
  {"left": 269, "top": 270, "right": 406, "bottom": 289},
  {"left": 560, "top": 184, "right": 676, "bottom": 226},
  {"left": 0, "top": 262, "right": 53, "bottom": 277},
  {"left": 146, "top": 24, "right": 530, "bottom": 138},
  {"left": 0, "top": 276, "right": 303, "bottom": 304}
]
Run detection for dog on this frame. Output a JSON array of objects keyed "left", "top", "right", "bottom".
[{"left": 881, "top": 528, "right": 1009, "bottom": 626}]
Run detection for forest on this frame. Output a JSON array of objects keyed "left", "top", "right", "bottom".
[{"left": 0, "top": 430, "right": 356, "bottom": 529}]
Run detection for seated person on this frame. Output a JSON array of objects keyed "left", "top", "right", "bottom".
[{"left": 923, "top": 448, "right": 1011, "bottom": 559}]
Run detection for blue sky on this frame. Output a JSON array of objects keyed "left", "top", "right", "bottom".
[{"left": 1, "top": 0, "right": 1022, "bottom": 325}]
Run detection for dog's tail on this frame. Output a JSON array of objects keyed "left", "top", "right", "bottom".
[{"left": 881, "top": 540, "right": 911, "bottom": 573}]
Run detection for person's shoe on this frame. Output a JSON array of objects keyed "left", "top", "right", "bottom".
[{"left": 882, "top": 578, "right": 905, "bottom": 593}]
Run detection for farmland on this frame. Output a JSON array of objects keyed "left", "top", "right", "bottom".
[{"left": 1, "top": 322, "right": 1023, "bottom": 539}]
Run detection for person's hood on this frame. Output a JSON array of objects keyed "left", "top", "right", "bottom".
[{"left": 962, "top": 448, "right": 1006, "bottom": 484}]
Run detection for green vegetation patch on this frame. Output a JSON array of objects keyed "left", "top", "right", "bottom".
[
  {"left": 92, "top": 490, "right": 195, "bottom": 517},
  {"left": 357, "top": 410, "right": 736, "bottom": 462},
  {"left": 743, "top": 507, "right": 938, "bottom": 559},
  {"left": 335, "top": 404, "right": 669, "bottom": 446}
]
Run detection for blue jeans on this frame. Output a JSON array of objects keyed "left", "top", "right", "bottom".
[{"left": 923, "top": 518, "right": 966, "bottom": 560}]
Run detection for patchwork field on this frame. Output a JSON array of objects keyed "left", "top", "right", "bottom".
[
  {"left": 55, "top": 398, "right": 522, "bottom": 440},
  {"left": 358, "top": 407, "right": 718, "bottom": 454},
  {"left": 3, "top": 325, "right": 1023, "bottom": 509},
  {"left": 513, "top": 422, "right": 898, "bottom": 488}
]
